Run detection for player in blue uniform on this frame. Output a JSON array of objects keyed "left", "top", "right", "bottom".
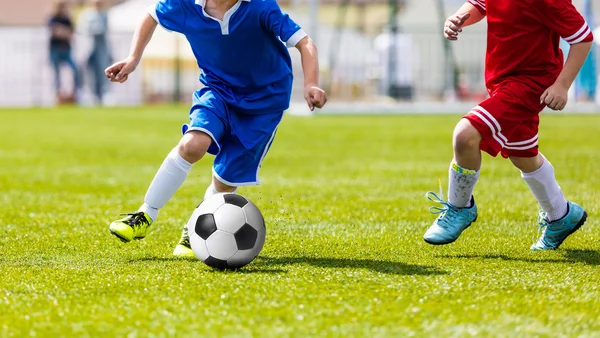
[{"left": 106, "top": 0, "right": 327, "bottom": 257}]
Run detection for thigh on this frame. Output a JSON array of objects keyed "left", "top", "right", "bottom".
[
  {"left": 184, "top": 88, "right": 228, "bottom": 156},
  {"left": 463, "top": 81, "right": 543, "bottom": 158},
  {"left": 500, "top": 114, "right": 539, "bottom": 158},
  {"left": 213, "top": 111, "right": 284, "bottom": 186}
]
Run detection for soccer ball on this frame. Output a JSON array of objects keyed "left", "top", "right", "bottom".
[{"left": 187, "top": 193, "right": 266, "bottom": 269}]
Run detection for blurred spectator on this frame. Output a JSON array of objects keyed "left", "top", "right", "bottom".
[
  {"left": 49, "top": 0, "right": 80, "bottom": 103},
  {"left": 79, "top": 0, "right": 112, "bottom": 105},
  {"left": 369, "top": 27, "right": 417, "bottom": 101}
]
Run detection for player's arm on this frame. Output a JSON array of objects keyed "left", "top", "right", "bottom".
[
  {"left": 105, "top": 13, "right": 157, "bottom": 83},
  {"left": 540, "top": 0, "right": 594, "bottom": 110},
  {"left": 295, "top": 37, "right": 327, "bottom": 111},
  {"left": 445, "top": 3, "right": 486, "bottom": 41},
  {"left": 541, "top": 41, "right": 592, "bottom": 110}
]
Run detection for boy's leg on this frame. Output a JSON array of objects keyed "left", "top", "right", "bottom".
[
  {"left": 511, "top": 154, "right": 568, "bottom": 221},
  {"left": 109, "top": 131, "right": 212, "bottom": 243},
  {"left": 174, "top": 176, "right": 239, "bottom": 258},
  {"left": 204, "top": 176, "right": 237, "bottom": 200},
  {"left": 425, "top": 97, "right": 522, "bottom": 245},
  {"left": 173, "top": 109, "right": 280, "bottom": 258},
  {"left": 498, "top": 93, "right": 586, "bottom": 250},
  {"left": 110, "top": 89, "right": 227, "bottom": 243},
  {"left": 424, "top": 118, "right": 481, "bottom": 245},
  {"left": 448, "top": 118, "right": 482, "bottom": 208},
  {"left": 140, "top": 131, "right": 212, "bottom": 220},
  {"left": 509, "top": 151, "right": 586, "bottom": 250}
]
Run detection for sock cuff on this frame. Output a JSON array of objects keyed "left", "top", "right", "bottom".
[
  {"left": 451, "top": 162, "right": 478, "bottom": 175},
  {"left": 521, "top": 157, "right": 552, "bottom": 178},
  {"left": 170, "top": 148, "right": 193, "bottom": 170}
]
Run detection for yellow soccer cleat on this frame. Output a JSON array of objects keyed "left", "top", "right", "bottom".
[
  {"left": 109, "top": 212, "right": 153, "bottom": 243},
  {"left": 173, "top": 227, "right": 196, "bottom": 258}
]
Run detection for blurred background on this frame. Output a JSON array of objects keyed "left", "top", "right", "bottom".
[{"left": 1, "top": 0, "right": 599, "bottom": 113}]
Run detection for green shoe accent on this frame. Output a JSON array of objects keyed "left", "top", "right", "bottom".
[
  {"left": 109, "top": 212, "right": 153, "bottom": 243},
  {"left": 173, "top": 227, "right": 195, "bottom": 258}
]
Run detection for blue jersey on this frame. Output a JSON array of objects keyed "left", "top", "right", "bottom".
[{"left": 150, "top": 0, "right": 306, "bottom": 114}]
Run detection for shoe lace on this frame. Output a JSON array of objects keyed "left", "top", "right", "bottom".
[
  {"left": 534, "top": 210, "right": 550, "bottom": 243},
  {"left": 121, "top": 212, "right": 149, "bottom": 229},
  {"left": 425, "top": 185, "right": 460, "bottom": 230}
]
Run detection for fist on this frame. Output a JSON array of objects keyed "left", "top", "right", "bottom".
[
  {"left": 540, "top": 83, "right": 569, "bottom": 111},
  {"left": 304, "top": 86, "right": 327, "bottom": 111},
  {"left": 444, "top": 12, "right": 470, "bottom": 40},
  {"left": 105, "top": 56, "right": 139, "bottom": 83}
]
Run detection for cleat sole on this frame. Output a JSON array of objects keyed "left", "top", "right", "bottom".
[
  {"left": 110, "top": 229, "right": 132, "bottom": 243},
  {"left": 570, "top": 211, "right": 587, "bottom": 235},
  {"left": 423, "top": 220, "right": 475, "bottom": 246}
]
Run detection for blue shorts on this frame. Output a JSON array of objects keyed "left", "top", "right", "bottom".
[{"left": 182, "top": 88, "right": 284, "bottom": 186}]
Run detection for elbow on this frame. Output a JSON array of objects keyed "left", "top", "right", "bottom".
[{"left": 297, "top": 36, "right": 317, "bottom": 54}]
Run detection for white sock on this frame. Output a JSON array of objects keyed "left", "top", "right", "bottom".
[
  {"left": 138, "top": 147, "right": 193, "bottom": 222},
  {"left": 448, "top": 162, "right": 480, "bottom": 208},
  {"left": 521, "top": 156, "right": 568, "bottom": 221},
  {"left": 204, "top": 183, "right": 238, "bottom": 200}
]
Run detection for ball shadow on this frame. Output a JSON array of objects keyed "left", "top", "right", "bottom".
[
  {"left": 256, "top": 255, "right": 447, "bottom": 275},
  {"left": 127, "top": 256, "right": 287, "bottom": 274}
]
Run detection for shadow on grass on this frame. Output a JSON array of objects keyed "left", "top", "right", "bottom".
[
  {"left": 564, "top": 249, "right": 600, "bottom": 266},
  {"left": 439, "top": 249, "right": 600, "bottom": 266},
  {"left": 128, "top": 257, "right": 287, "bottom": 273},
  {"left": 256, "top": 256, "right": 447, "bottom": 275},
  {"left": 438, "top": 254, "right": 567, "bottom": 263}
]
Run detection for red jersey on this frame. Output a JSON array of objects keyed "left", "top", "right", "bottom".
[{"left": 467, "top": 0, "right": 593, "bottom": 92}]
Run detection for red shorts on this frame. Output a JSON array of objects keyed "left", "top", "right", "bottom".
[{"left": 464, "top": 79, "right": 546, "bottom": 158}]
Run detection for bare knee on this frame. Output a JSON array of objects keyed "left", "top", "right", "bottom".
[
  {"left": 510, "top": 154, "right": 544, "bottom": 173},
  {"left": 213, "top": 177, "right": 237, "bottom": 193},
  {"left": 453, "top": 119, "right": 483, "bottom": 153},
  {"left": 178, "top": 131, "right": 212, "bottom": 163}
]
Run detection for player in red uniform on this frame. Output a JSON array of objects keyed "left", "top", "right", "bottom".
[{"left": 424, "top": 0, "right": 592, "bottom": 250}]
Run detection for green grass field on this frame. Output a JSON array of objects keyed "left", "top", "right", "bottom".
[{"left": 1, "top": 107, "right": 599, "bottom": 337}]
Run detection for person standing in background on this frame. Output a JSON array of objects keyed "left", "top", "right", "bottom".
[
  {"left": 369, "top": 26, "right": 417, "bottom": 101},
  {"left": 80, "top": 0, "right": 112, "bottom": 105},
  {"left": 49, "top": 0, "right": 79, "bottom": 104}
]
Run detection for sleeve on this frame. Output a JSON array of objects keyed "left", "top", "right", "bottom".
[
  {"left": 262, "top": 2, "right": 307, "bottom": 48},
  {"left": 543, "top": 0, "right": 593, "bottom": 45},
  {"left": 148, "top": 0, "right": 187, "bottom": 33},
  {"left": 466, "top": 0, "right": 486, "bottom": 15}
]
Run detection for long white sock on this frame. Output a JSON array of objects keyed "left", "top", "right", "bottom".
[
  {"left": 138, "top": 148, "right": 193, "bottom": 221},
  {"left": 448, "top": 162, "right": 480, "bottom": 208},
  {"left": 521, "top": 156, "right": 568, "bottom": 221},
  {"left": 204, "top": 183, "right": 237, "bottom": 200}
]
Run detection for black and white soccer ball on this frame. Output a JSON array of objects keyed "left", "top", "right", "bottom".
[{"left": 187, "top": 193, "right": 266, "bottom": 269}]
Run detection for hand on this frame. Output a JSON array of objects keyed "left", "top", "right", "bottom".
[
  {"left": 105, "top": 56, "right": 139, "bottom": 83},
  {"left": 444, "top": 13, "right": 471, "bottom": 41},
  {"left": 304, "top": 86, "right": 327, "bottom": 111},
  {"left": 540, "top": 82, "right": 569, "bottom": 111}
]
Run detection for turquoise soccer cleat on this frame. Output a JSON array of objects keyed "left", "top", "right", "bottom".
[
  {"left": 531, "top": 201, "right": 587, "bottom": 251},
  {"left": 424, "top": 190, "right": 478, "bottom": 245}
]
